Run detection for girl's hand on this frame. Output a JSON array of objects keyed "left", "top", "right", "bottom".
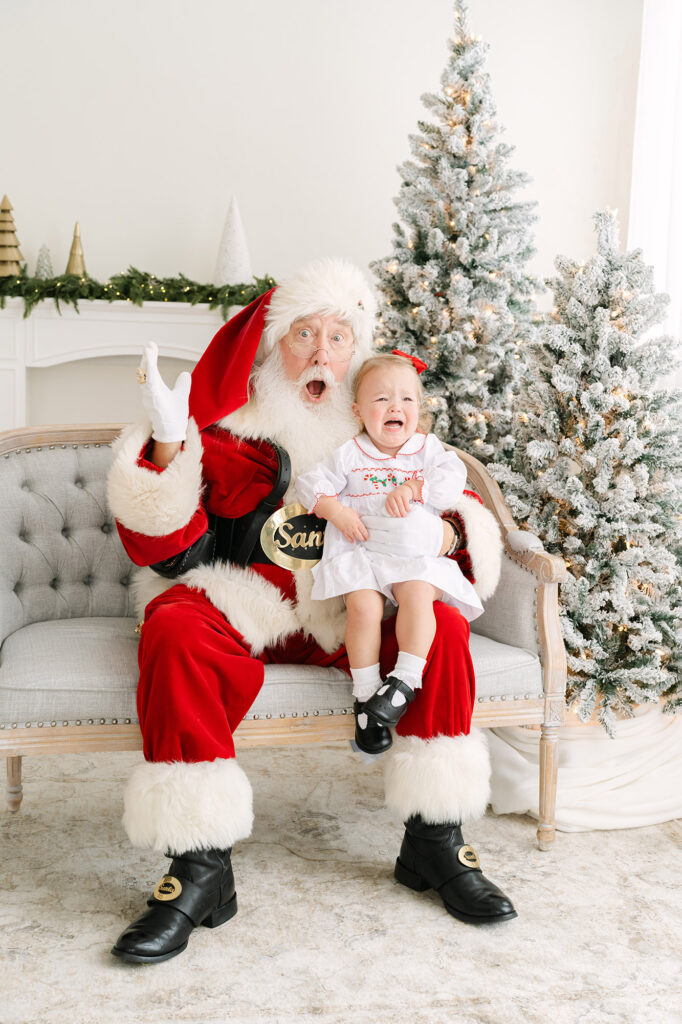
[
  {"left": 385, "top": 479, "right": 422, "bottom": 518},
  {"left": 385, "top": 483, "right": 413, "bottom": 518},
  {"left": 329, "top": 505, "right": 369, "bottom": 542}
]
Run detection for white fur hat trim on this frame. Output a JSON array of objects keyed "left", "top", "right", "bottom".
[{"left": 260, "top": 258, "right": 377, "bottom": 361}]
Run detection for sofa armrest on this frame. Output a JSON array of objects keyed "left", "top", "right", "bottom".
[{"left": 452, "top": 447, "right": 567, "bottom": 711}]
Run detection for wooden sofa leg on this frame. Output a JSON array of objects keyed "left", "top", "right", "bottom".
[
  {"left": 537, "top": 724, "right": 559, "bottom": 850},
  {"left": 7, "top": 756, "right": 23, "bottom": 813}
]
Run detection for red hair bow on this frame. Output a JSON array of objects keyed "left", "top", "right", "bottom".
[{"left": 392, "top": 349, "right": 428, "bottom": 374}]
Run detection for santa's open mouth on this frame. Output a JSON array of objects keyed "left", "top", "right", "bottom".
[{"left": 305, "top": 379, "right": 326, "bottom": 399}]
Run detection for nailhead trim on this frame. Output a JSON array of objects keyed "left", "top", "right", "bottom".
[{"left": 2, "top": 718, "right": 138, "bottom": 729}]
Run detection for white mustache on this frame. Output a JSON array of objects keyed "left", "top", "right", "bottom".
[{"left": 297, "top": 364, "right": 338, "bottom": 389}]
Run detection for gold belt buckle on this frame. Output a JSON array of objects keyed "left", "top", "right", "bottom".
[{"left": 260, "top": 502, "right": 326, "bottom": 570}]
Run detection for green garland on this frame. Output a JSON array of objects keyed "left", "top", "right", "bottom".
[{"left": 0, "top": 266, "right": 277, "bottom": 320}]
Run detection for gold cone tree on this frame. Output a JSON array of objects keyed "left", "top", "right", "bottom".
[
  {"left": 65, "top": 221, "right": 86, "bottom": 276},
  {"left": 0, "top": 195, "right": 24, "bottom": 276}
]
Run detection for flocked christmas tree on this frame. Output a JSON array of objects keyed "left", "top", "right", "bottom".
[
  {"left": 35, "top": 244, "right": 53, "bottom": 280},
  {"left": 371, "top": 0, "right": 540, "bottom": 461},
  {"left": 490, "top": 211, "right": 682, "bottom": 732}
]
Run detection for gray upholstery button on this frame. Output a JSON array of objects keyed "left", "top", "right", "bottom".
[
  {"left": 21, "top": 482, "right": 30, "bottom": 491},
  {"left": 101, "top": 522, "right": 112, "bottom": 533},
  {"left": 120, "top": 576, "right": 130, "bottom": 587},
  {"left": 75, "top": 479, "right": 84, "bottom": 488},
  {"left": 61, "top": 527, "right": 70, "bottom": 538},
  {"left": 50, "top": 578, "right": 59, "bottom": 589},
  {"left": 83, "top": 575, "right": 93, "bottom": 586},
  {"left": 19, "top": 531, "right": 28, "bottom": 542}
]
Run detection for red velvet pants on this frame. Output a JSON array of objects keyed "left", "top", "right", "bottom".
[{"left": 136, "top": 585, "right": 476, "bottom": 763}]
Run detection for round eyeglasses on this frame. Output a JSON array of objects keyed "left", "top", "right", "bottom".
[{"left": 285, "top": 336, "right": 355, "bottom": 363}]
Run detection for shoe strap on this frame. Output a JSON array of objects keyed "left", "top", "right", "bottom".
[
  {"left": 147, "top": 874, "right": 219, "bottom": 926},
  {"left": 384, "top": 676, "right": 416, "bottom": 702}
]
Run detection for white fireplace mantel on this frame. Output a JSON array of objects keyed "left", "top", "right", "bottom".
[{"left": 0, "top": 297, "right": 228, "bottom": 431}]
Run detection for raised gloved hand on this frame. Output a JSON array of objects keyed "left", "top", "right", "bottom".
[
  {"left": 363, "top": 505, "right": 445, "bottom": 559},
  {"left": 138, "top": 342, "right": 191, "bottom": 442}
]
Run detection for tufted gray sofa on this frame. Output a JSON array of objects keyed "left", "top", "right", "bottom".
[{"left": 0, "top": 424, "right": 567, "bottom": 849}]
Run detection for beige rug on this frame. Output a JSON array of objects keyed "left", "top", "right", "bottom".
[{"left": 2, "top": 745, "right": 680, "bottom": 1024}]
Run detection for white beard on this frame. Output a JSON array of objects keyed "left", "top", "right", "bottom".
[
  {"left": 217, "top": 347, "right": 356, "bottom": 653},
  {"left": 218, "top": 347, "right": 358, "bottom": 502}
]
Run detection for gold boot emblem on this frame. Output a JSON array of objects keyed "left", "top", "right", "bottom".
[
  {"left": 153, "top": 875, "right": 183, "bottom": 901},
  {"left": 457, "top": 845, "right": 481, "bottom": 869}
]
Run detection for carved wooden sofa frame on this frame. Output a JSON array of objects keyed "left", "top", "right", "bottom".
[{"left": 1, "top": 424, "right": 567, "bottom": 850}]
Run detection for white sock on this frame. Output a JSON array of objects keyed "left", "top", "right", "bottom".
[
  {"left": 376, "top": 651, "right": 426, "bottom": 707},
  {"left": 351, "top": 663, "right": 382, "bottom": 702}
]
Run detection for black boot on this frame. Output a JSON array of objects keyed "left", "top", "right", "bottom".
[
  {"left": 354, "top": 699, "right": 392, "bottom": 755},
  {"left": 111, "top": 847, "right": 237, "bottom": 964},
  {"left": 395, "top": 815, "right": 517, "bottom": 924},
  {"left": 363, "top": 676, "right": 416, "bottom": 728}
]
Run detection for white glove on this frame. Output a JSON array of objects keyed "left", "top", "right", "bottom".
[
  {"left": 138, "top": 342, "right": 191, "bottom": 443},
  {"left": 363, "top": 506, "right": 445, "bottom": 559}
]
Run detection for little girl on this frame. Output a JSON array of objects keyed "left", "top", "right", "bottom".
[{"left": 296, "top": 351, "right": 483, "bottom": 755}]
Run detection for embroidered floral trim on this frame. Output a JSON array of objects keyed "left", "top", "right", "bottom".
[{"left": 346, "top": 468, "right": 424, "bottom": 497}]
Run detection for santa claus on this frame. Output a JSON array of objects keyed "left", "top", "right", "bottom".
[{"left": 107, "top": 258, "right": 516, "bottom": 965}]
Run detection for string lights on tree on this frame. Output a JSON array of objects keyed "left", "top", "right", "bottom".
[
  {"left": 371, "top": 0, "right": 541, "bottom": 462},
  {"left": 490, "top": 210, "right": 682, "bottom": 733}
]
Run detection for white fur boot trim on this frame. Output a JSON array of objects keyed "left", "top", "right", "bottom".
[
  {"left": 454, "top": 494, "right": 502, "bottom": 601},
  {"left": 384, "top": 731, "right": 491, "bottom": 825},
  {"left": 183, "top": 562, "right": 299, "bottom": 654},
  {"left": 123, "top": 757, "right": 254, "bottom": 854},
  {"left": 107, "top": 417, "right": 204, "bottom": 536}
]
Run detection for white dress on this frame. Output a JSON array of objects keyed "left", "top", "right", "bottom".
[{"left": 295, "top": 431, "right": 484, "bottom": 622}]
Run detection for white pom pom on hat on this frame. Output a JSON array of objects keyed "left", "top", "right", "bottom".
[{"left": 259, "top": 257, "right": 377, "bottom": 362}]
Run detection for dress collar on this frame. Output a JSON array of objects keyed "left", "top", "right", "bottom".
[{"left": 353, "top": 431, "right": 426, "bottom": 460}]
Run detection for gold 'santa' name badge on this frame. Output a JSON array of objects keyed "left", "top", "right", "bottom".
[{"left": 260, "top": 502, "right": 327, "bottom": 570}]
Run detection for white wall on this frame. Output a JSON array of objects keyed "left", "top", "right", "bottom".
[{"left": 4, "top": 0, "right": 643, "bottom": 424}]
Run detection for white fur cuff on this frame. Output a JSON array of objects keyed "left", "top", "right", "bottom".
[
  {"left": 183, "top": 562, "right": 300, "bottom": 654},
  {"left": 384, "top": 731, "right": 491, "bottom": 825},
  {"left": 123, "top": 757, "right": 254, "bottom": 854},
  {"left": 454, "top": 494, "right": 502, "bottom": 601},
  {"left": 107, "top": 417, "right": 204, "bottom": 537}
]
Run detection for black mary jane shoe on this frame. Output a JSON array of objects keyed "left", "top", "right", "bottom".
[
  {"left": 363, "top": 675, "right": 416, "bottom": 728},
  {"left": 354, "top": 699, "right": 392, "bottom": 755},
  {"left": 394, "top": 815, "right": 517, "bottom": 925},
  {"left": 111, "top": 847, "right": 237, "bottom": 964}
]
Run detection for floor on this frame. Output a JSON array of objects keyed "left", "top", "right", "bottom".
[{"left": 2, "top": 745, "right": 681, "bottom": 1024}]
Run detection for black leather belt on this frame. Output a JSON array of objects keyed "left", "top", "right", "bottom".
[{"left": 151, "top": 441, "right": 291, "bottom": 579}]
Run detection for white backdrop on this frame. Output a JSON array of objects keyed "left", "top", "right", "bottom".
[{"left": 3, "top": 0, "right": 644, "bottom": 424}]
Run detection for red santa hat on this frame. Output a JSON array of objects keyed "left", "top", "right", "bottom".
[{"left": 189, "top": 258, "right": 377, "bottom": 430}]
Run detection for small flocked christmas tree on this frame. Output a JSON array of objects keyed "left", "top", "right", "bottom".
[
  {"left": 0, "top": 195, "right": 24, "bottom": 276},
  {"left": 35, "top": 244, "right": 54, "bottom": 280},
  {"left": 371, "top": 0, "right": 541, "bottom": 461},
  {"left": 490, "top": 211, "right": 682, "bottom": 732}
]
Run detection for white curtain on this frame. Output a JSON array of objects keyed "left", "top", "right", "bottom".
[
  {"left": 628, "top": 0, "right": 682, "bottom": 384},
  {"left": 488, "top": 708, "right": 682, "bottom": 832}
]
